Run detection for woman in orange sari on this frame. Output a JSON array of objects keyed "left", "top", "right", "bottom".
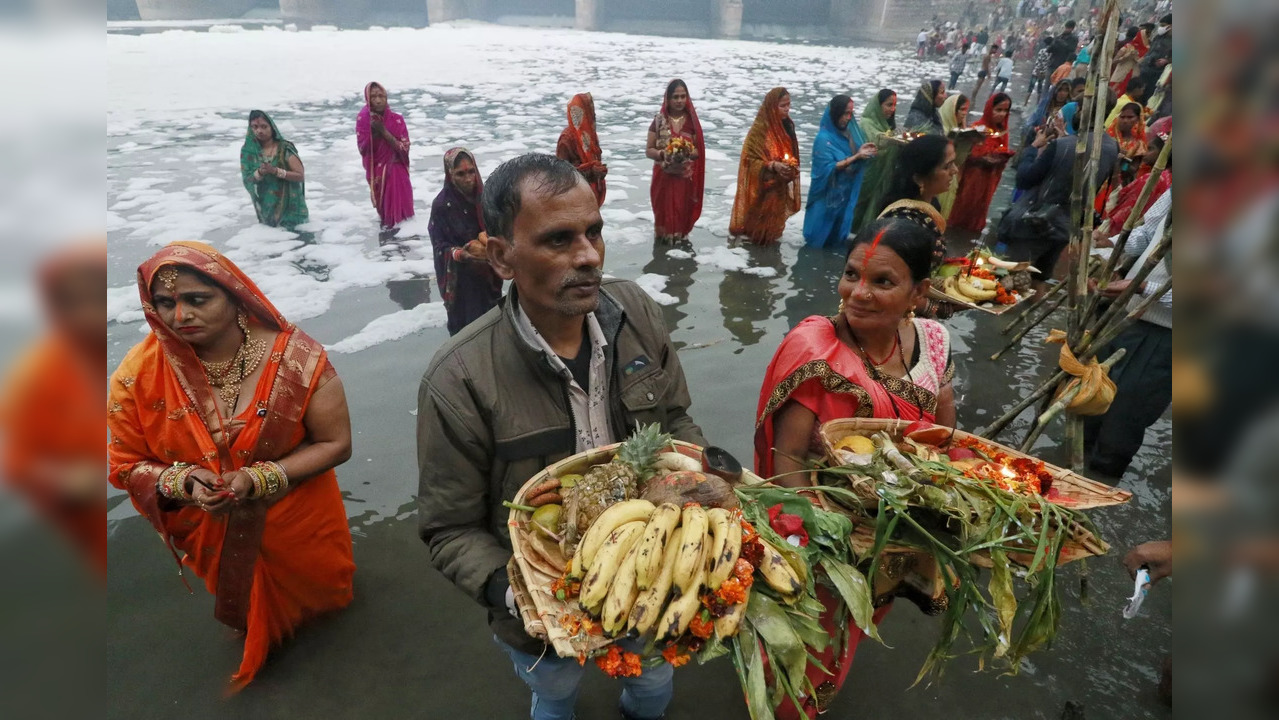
[
  {"left": 949, "top": 92, "right": 1015, "bottom": 232},
  {"left": 0, "top": 242, "right": 107, "bottom": 577},
  {"left": 755, "top": 218, "right": 955, "bottom": 718},
  {"left": 107, "top": 241, "right": 355, "bottom": 690},
  {"left": 730, "top": 87, "right": 801, "bottom": 245},
  {"left": 556, "top": 92, "right": 608, "bottom": 206}
]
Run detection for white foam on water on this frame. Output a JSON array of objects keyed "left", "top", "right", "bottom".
[
  {"left": 694, "top": 246, "right": 751, "bottom": 272},
  {"left": 665, "top": 249, "right": 694, "bottom": 260},
  {"left": 634, "top": 273, "right": 677, "bottom": 306},
  {"left": 327, "top": 301, "right": 448, "bottom": 353},
  {"left": 742, "top": 266, "right": 779, "bottom": 278}
]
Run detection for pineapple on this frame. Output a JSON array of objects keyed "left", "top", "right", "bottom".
[{"left": 561, "top": 424, "right": 671, "bottom": 548}]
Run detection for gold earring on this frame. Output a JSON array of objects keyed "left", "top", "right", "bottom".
[
  {"left": 837, "top": 298, "right": 845, "bottom": 314},
  {"left": 237, "top": 310, "right": 250, "bottom": 336}
]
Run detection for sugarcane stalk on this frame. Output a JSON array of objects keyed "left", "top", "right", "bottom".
[
  {"left": 1018, "top": 390, "right": 1060, "bottom": 451},
  {"left": 1069, "top": 4, "right": 1120, "bottom": 349},
  {"left": 1001, "top": 278, "right": 1066, "bottom": 334},
  {"left": 1081, "top": 133, "right": 1172, "bottom": 324},
  {"left": 1033, "top": 348, "right": 1129, "bottom": 428},
  {"left": 991, "top": 275, "right": 1169, "bottom": 442},
  {"left": 1083, "top": 227, "right": 1171, "bottom": 339},
  {"left": 990, "top": 291, "right": 1069, "bottom": 361}
]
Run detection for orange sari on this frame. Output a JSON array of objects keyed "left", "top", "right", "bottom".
[
  {"left": 107, "top": 241, "right": 354, "bottom": 690},
  {"left": 556, "top": 92, "right": 607, "bottom": 206},
  {"left": 730, "top": 87, "right": 801, "bottom": 245}
]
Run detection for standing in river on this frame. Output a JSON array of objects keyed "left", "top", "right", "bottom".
[
  {"left": 802, "top": 95, "right": 877, "bottom": 248},
  {"left": 949, "top": 92, "right": 1015, "bottom": 232},
  {"left": 646, "top": 79, "right": 705, "bottom": 243},
  {"left": 357, "top": 81, "right": 415, "bottom": 230},
  {"left": 107, "top": 241, "right": 356, "bottom": 690},
  {"left": 240, "top": 110, "right": 308, "bottom": 229},
  {"left": 416, "top": 153, "right": 704, "bottom": 720},
  {"left": 851, "top": 89, "right": 899, "bottom": 234},
  {"left": 429, "top": 147, "right": 503, "bottom": 336},
  {"left": 937, "top": 93, "right": 972, "bottom": 219},
  {"left": 557, "top": 93, "right": 608, "bottom": 206},
  {"left": 730, "top": 87, "right": 801, "bottom": 245}
]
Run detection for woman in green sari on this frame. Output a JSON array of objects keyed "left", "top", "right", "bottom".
[
  {"left": 240, "top": 110, "right": 308, "bottom": 229},
  {"left": 937, "top": 93, "right": 974, "bottom": 219},
  {"left": 851, "top": 89, "right": 898, "bottom": 234}
]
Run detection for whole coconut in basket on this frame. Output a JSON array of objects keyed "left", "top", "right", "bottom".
[{"left": 641, "top": 470, "right": 738, "bottom": 509}]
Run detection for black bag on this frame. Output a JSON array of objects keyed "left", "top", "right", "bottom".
[{"left": 996, "top": 142, "right": 1070, "bottom": 248}]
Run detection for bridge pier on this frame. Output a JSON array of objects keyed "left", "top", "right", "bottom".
[
  {"left": 426, "top": 0, "right": 474, "bottom": 23},
  {"left": 714, "top": 0, "right": 741, "bottom": 38},
  {"left": 134, "top": 0, "right": 255, "bottom": 20},
  {"left": 575, "top": 0, "right": 598, "bottom": 30}
]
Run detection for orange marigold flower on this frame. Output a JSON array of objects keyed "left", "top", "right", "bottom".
[
  {"left": 688, "top": 613, "right": 714, "bottom": 640},
  {"left": 715, "top": 577, "right": 749, "bottom": 606},
  {"left": 662, "top": 645, "right": 691, "bottom": 668}
]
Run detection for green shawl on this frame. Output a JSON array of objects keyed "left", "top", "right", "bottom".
[
  {"left": 240, "top": 111, "right": 309, "bottom": 229},
  {"left": 852, "top": 93, "right": 899, "bottom": 233}
]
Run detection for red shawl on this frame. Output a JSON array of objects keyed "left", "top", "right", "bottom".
[
  {"left": 556, "top": 92, "right": 606, "bottom": 205},
  {"left": 754, "top": 316, "right": 950, "bottom": 477},
  {"left": 949, "top": 93, "right": 1014, "bottom": 232},
  {"left": 650, "top": 82, "right": 706, "bottom": 238}
]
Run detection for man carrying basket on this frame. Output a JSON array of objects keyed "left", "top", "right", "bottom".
[{"left": 416, "top": 153, "right": 705, "bottom": 720}]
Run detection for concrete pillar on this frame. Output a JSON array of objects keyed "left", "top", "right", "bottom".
[
  {"left": 714, "top": 0, "right": 742, "bottom": 38},
  {"left": 280, "top": 0, "right": 372, "bottom": 24},
  {"left": 427, "top": 0, "right": 472, "bottom": 22},
  {"left": 575, "top": 0, "right": 598, "bottom": 30},
  {"left": 135, "top": 0, "right": 255, "bottom": 20}
]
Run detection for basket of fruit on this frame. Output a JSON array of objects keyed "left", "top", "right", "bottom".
[{"left": 931, "top": 250, "right": 1036, "bottom": 314}]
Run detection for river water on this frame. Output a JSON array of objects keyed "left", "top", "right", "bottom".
[{"left": 107, "top": 22, "right": 1171, "bottom": 720}]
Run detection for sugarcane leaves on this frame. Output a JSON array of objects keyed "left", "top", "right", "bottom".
[
  {"left": 820, "top": 558, "right": 881, "bottom": 643},
  {"left": 746, "top": 592, "right": 809, "bottom": 692},
  {"left": 696, "top": 632, "right": 730, "bottom": 665},
  {"left": 988, "top": 549, "right": 1017, "bottom": 659},
  {"left": 732, "top": 625, "right": 773, "bottom": 720}
]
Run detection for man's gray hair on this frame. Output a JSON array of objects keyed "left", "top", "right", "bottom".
[{"left": 481, "top": 153, "right": 585, "bottom": 241}]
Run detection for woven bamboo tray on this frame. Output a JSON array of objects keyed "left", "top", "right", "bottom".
[
  {"left": 507, "top": 440, "right": 765, "bottom": 659},
  {"left": 928, "top": 285, "right": 1033, "bottom": 316},
  {"left": 816, "top": 418, "right": 1129, "bottom": 567}
]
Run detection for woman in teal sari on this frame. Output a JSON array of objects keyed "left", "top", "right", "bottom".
[
  {"left": 802, "top": 95, "right": 878, "bottom": 248},
  {"left": 851, "top": 89, "right": 899, "bottom": 234},
  {"left": 240, "top": 110, "right": 308, "bottom": 229}
]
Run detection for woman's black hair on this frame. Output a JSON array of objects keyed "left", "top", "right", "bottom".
[
  {"left": 1125, "top": 26, "right": 1139, "bottom": 41},
  {"left": 248, "top": 109, "right": 269, "bottom": 124},
  {"left": 846, "top": 217, "right": 935, "bottom": 284},
  {"left": 828, "top": 94, "right": 853, "bottom": 122},
  {"left": 880, "top": 134, "right": 952, "bottom": 212},
  {"left": 664, "top": 79, "right": 689, "bottom": 106}
]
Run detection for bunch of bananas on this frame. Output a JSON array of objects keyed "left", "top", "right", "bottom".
[
  {"left": 565, "top": 499, "right": 804, "bottom": 642},
  {"left": 941, "top": 273, "right": 999, "bottom": 303}
]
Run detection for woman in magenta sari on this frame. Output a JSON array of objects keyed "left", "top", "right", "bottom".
[
  {"left": 356, "top": 81, "right": 415, "bottom": 229},
  {"left": 645, "top": 79, "right": 705, "bottom": 243},
  {"left": 754, "top": 217, "right": 955, "bottom": 718}
]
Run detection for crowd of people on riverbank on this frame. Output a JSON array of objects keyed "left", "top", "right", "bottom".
[{"left": 69, "top": 4, "right": 1175, "bottom": 719}]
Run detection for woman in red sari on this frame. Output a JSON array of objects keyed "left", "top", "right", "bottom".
[
  {"left": 730, "top": 87, "right": 801, "bottom": 245},
  {"left": 754, "top": 218, "right": 956, "bottom": 718},
  {"left": 107, "top": 241, "right": 355, "bottom": 690},
  {"left": 357, "top": 82, "right": 415, "bottom": 229},
  {"left": 556, "top": 92, "right": 608, "bottom": 206},
  {"left": 949, "top": 92, "right": 1015, "bottom": 232},
  {"left": 1109, "top": 25, "right": 1149, "bottom": 97},
  {"left": 646, "top": 79, "right": 705, "bottom": 243},
  {"left": 1096, "top": 133, "right": 1171, "bottom": 236}
]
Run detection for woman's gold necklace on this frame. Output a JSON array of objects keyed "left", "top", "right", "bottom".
[{"left": 201, "top": 326, "right": 267, "bottom": 413}]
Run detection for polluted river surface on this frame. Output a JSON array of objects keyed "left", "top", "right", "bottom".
[{"left": 107, "top": 22, "right": 1170, "bottom": 720}]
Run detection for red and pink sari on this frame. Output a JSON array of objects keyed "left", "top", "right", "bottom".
[
  {"left": 754, "top": 314, "right": 951, "bottom": 718},
  {"left": 356, "top": 81, "right": 416, "bottom": 228},
  {"left": 649, "top": 85, "right": 705, "bottom": 240},
  {"left": 949, "top": 93, "right": 1014, "bottom": 233}
]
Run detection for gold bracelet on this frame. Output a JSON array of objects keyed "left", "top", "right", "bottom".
[
  {"left": 247, "top": 465, "right": 267, "bottom": 499},
  {"left": 159, "top": 462, "right": 194, "bottom": 501}
]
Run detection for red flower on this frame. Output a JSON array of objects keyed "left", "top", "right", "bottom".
[{"left": 767, "top": 505, "right": 809, "bottom": 547}]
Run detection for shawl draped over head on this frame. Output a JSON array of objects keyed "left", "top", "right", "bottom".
[
  {"left": 1109, "top": 28, "right": 1149, "bottom": 96},
  {"left": 729, "top": 87, "right": 801, "bottom": 245},
  {"left": 1106, "top": 101, "right": 1149, "bottom": 159},
  {"left": 1060, "top": 101, "right": 1080, "bottom": 135},
  {"left": 556, "top": 93, "right": 606, "bottom": 206},
  {"left": 904, "top": 81, "right": 945, "bottom": 135},
  {"left": 428, "top": 148, "right": 502, "bottom": 335},
  {"left": 936, "top": 94, "right": 969, "bottom": 219},
  {"left": 649, "top": 80, "right": 706, "bottom": 239},
  {"left": 852, "top": 89, "right": 899, "bottom": 234},
  {"left": 240, "top": 111, "right": 309, "bottom": 229},
  {"left": 0, "top": 242, "right": 108, "bottom": 577},
  {"left": 1026, "top": 78, "right": 1072, "bottom": 143},
  {"left": 753, "top": 316, "right": 952, "bottom": 477},
  {"left": 356, "top": 81, "right": 415, "bottom": 228},
  {"left": 107, "top": 241, "right": 354, "bottom": 689},
  {"left": 802, "top": 96, "right": 870, "bottom": 249},
  {"left": 950, "top": 93, "right": 1013, "bottom": 232}
]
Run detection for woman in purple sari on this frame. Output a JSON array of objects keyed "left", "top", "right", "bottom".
[{"left": 356, "top": 82, "right": 415, "bottom": 229}]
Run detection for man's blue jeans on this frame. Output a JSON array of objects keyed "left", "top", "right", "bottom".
[{"left": 495, "top": 636, "right": 673, "bottom": 720}]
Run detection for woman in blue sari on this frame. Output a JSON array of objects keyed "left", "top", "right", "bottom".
[{"left": 802, "top": 95, "right": 878, "bottom": 248}]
